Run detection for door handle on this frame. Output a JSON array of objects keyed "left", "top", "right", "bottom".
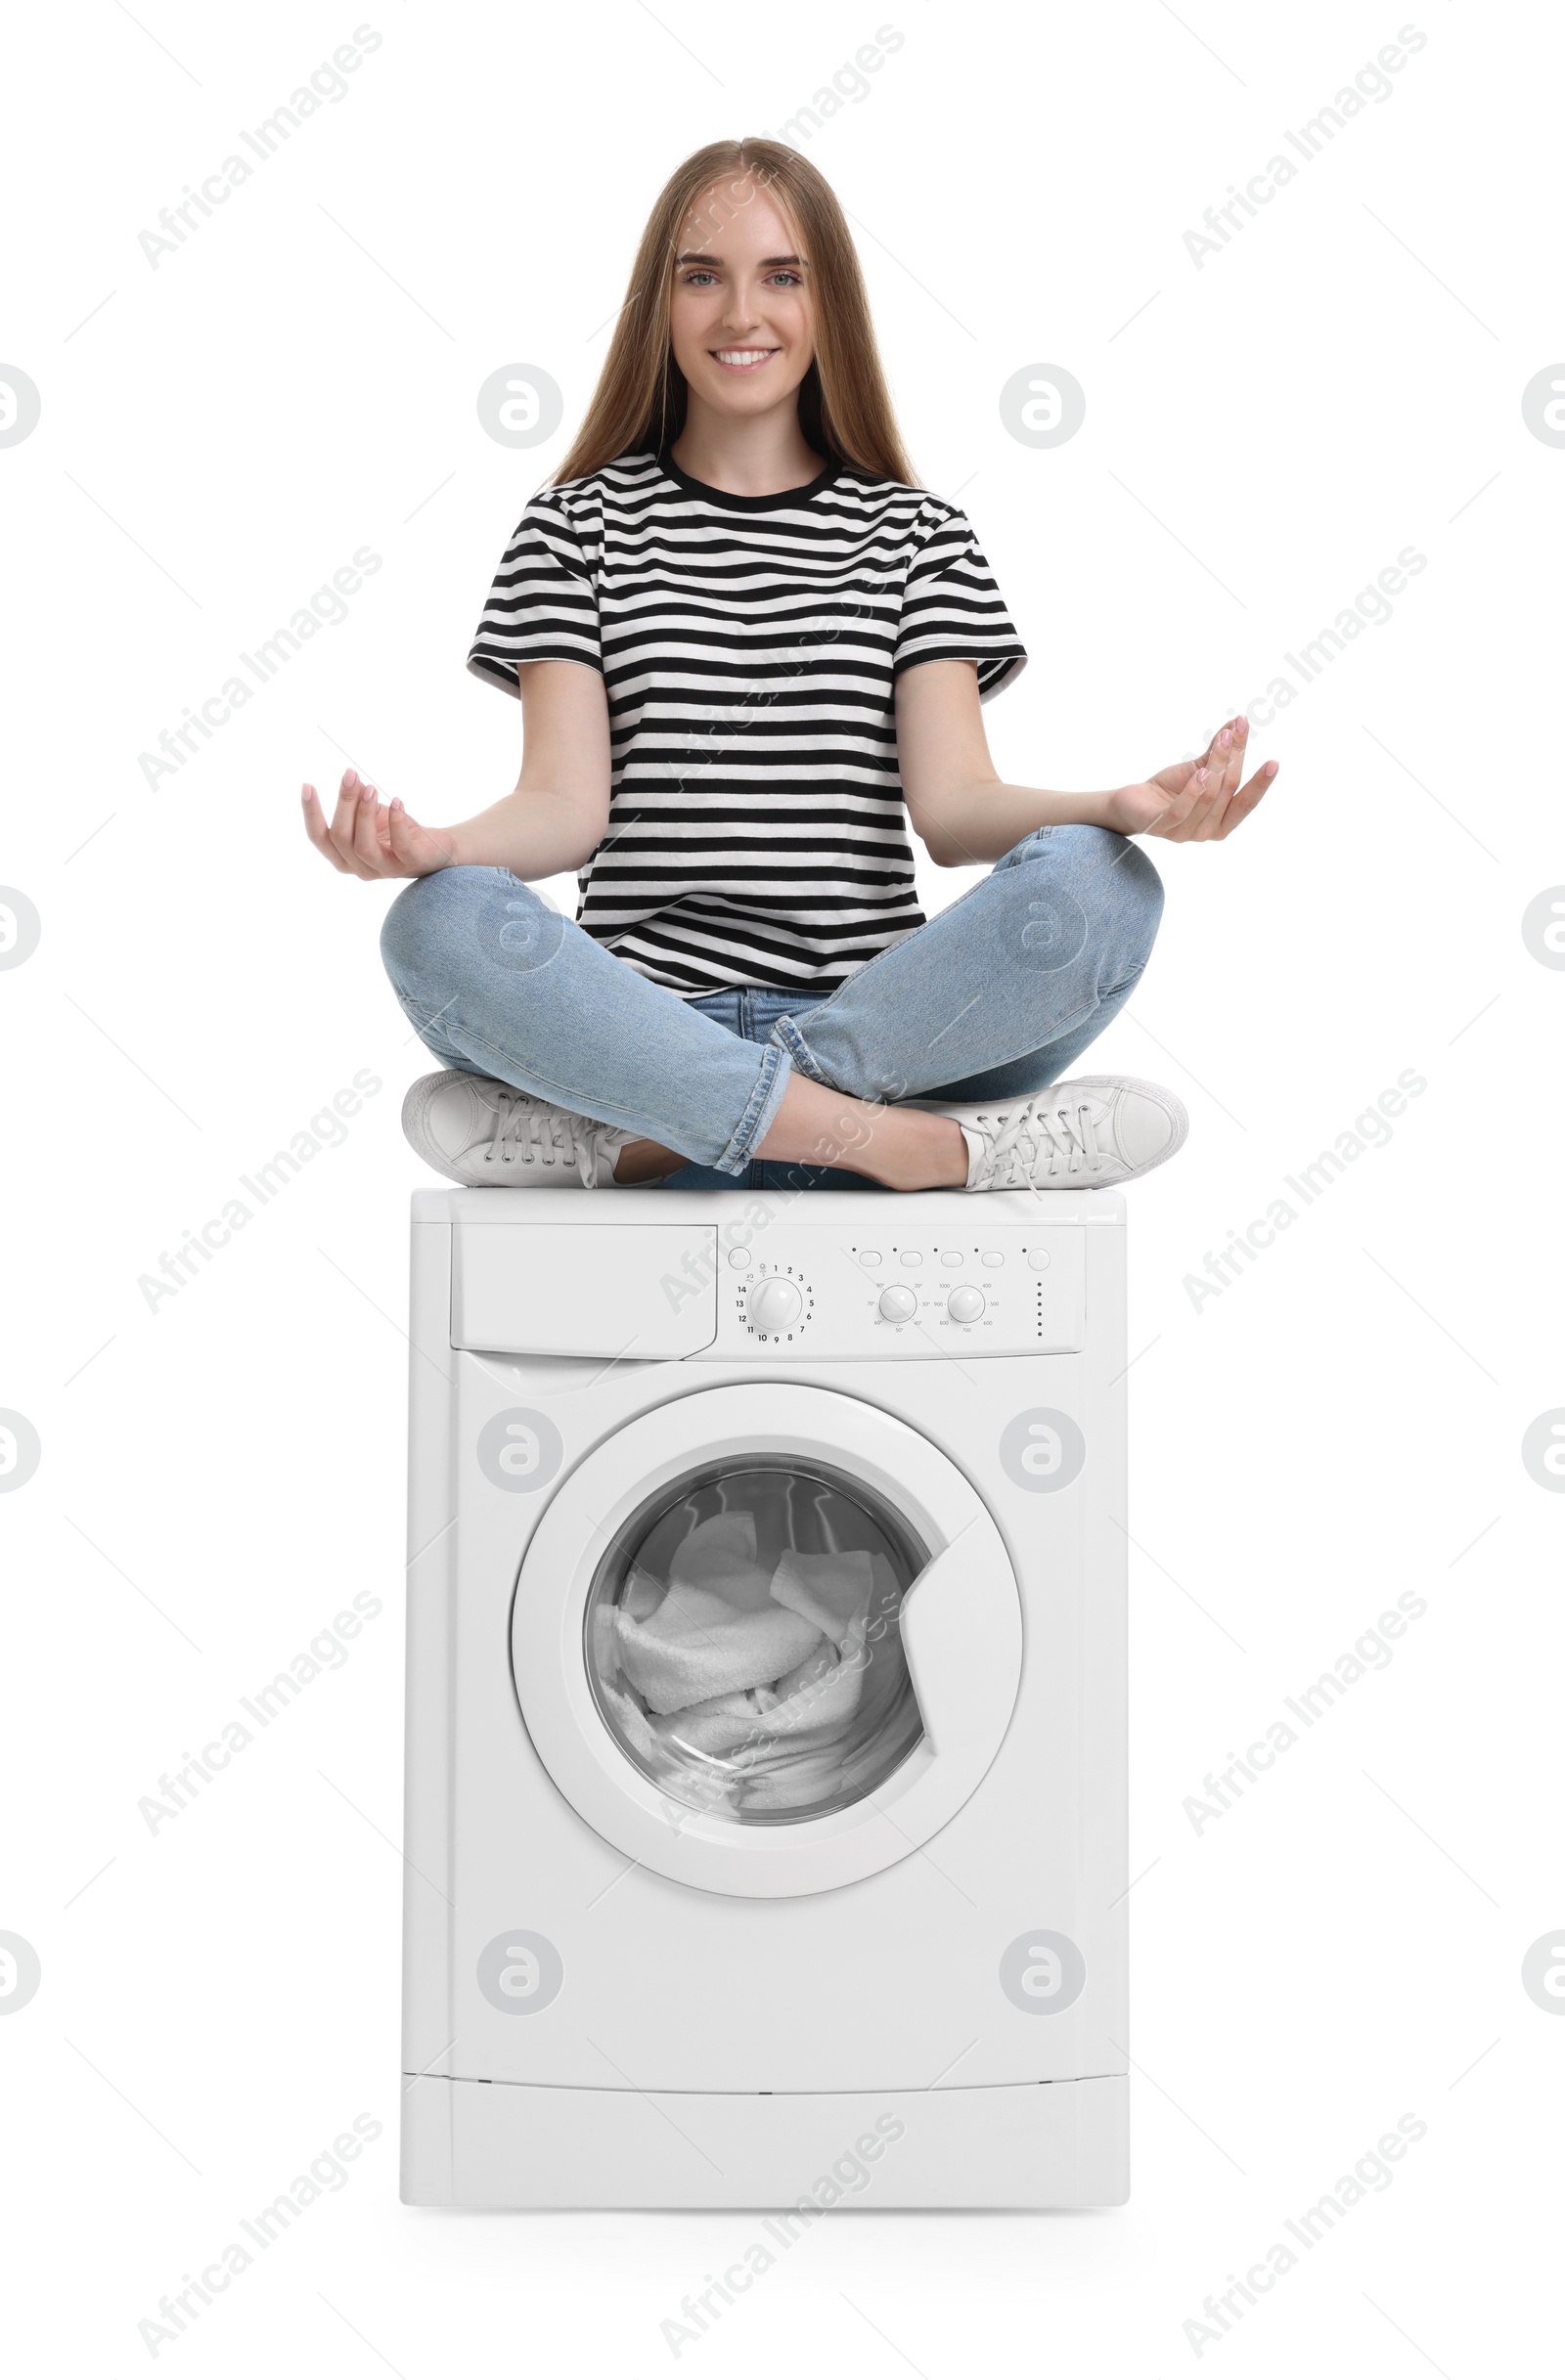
[{"left": 898, "top": 1531, "right": 1023, "bottom": 1759}]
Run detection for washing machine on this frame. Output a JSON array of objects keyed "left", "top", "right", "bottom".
[{"left": 399, "top": 1185, "right": 1130, "bottom": 2209}]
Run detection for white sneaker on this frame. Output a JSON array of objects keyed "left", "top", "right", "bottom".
[
  {"left": 925, "top": 1076, "right": 1188, "bottom": 1190},
  {"left": 401, "top": 1070, "right": 636, "bottom": 1188}
]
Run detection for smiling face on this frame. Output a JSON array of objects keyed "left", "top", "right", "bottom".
[{"left": 667, "top": 182, "right": 817, "bottom": 426}]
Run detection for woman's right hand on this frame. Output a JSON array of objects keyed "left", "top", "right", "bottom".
[{"left": 301, "top": 769, "right": 458, "bottom": 879}]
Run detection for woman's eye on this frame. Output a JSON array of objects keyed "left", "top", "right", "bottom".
[{"left": 679, "top": 268, "right": 804, "bottom": 288}]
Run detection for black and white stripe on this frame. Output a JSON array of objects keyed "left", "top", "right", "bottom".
[{"left": 468, "top": 448, "right": 1027, "bottom": 996}]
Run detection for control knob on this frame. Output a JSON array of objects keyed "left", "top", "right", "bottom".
[
  {"left": 878, "top": 1286, "right": 918, "bottom": 1323},
  {"left": 947, "top": 1286, "right": 986, "bottom": 1323},
  {"left": 747, "top": 1276, "right": 804, "bottom": 1334}
]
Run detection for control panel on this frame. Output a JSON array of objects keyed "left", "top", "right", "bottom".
[{"left": 711, "top": 1227, "right": 1086, "bottom": 1359}]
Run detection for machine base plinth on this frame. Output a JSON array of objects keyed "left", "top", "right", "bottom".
[{"left": 401, "top": 2073, "right": 1128, "bottom": 2210}]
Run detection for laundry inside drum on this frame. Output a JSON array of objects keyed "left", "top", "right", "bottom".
[{"left": 584, "top": 1461, "right": 928, "bottom": 1825}]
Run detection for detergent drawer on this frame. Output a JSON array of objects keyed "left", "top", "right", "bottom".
[{"left": 450, "top": 1222, "right": 718, "bottom": 1358}]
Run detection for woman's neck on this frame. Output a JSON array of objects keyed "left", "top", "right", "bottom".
[{"left": 668, "top": 403, "right": 826, "bottom": 497}]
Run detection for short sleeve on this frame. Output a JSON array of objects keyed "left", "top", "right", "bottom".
[
  {"left": 893, "top": 506, "right": 1028, "bottom": 703},
  {"left": 466, "top": 492, "right": 602, "bottom": 695}
]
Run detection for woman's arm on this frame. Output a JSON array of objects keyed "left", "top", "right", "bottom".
[
  {"left": 301, "top": 659, "right": 611, "bottom": 880},
  {"left": 895, "top": 658, "right": 1277, "bottom": 866}
]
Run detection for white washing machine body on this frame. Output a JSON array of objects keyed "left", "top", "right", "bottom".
[{"left": 400, "top": 1186, "right": 1129, "bottom": 2209}]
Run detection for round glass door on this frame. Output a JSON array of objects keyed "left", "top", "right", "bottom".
[{"left": 584, "top": 1459, "right": 927, "bottom": 1824}]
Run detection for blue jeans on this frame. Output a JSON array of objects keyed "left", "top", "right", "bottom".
[{"left": 380, "top": 824, "right": 1164, "bottom": 1189}]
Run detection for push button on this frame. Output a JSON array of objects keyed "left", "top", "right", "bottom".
[
  {"left": 859, "top": 1249, "right": 882, "bottom": 1267},
  {"left": 982, "top": 1251, "right": 1005, "bottom": 1268},
  {"left": 1027, "top": 1248, "right": 1051, "bottom": 1270},
  {"left": 900, "top": 1251, "right": 924, "bottom": 1269}
]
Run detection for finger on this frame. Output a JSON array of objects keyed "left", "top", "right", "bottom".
[
  {"left": 1154, "top": 788, "right": 1198, "bottom": 841},
  {"left": 1152, "top": 792, "right": 1200, "bottom": 839},
  {"left": 324, "top": 768, "right": 378, "bottom": 875},
  {"left": 1215, "top": 758, "right": 1278, "bottom": 837},
  {"left": 1200, "top": 716, "right": 1241, "bottom": 782},
  {"left": 384, "top": 798, "right": 428, "bottom": 871},
  {"left": 328, "top": 772, "right": 383, "bottom": 878},
  {"left": 1152, "top": 763, "right": 1207, "bottom": 830},
  {"left": 1220, "top": 716, "right": 1246, "bottom": 791},
  {"left": 301, "top": 784, "right": 351, "bottom": 871},
  {"left": 351, "top": 779, "right": 388, "bottom": 871},
  {"left": 1207, "top": 718, "right": 1243, "bottom": 800},
  {"left": 1167, "top": 762, "right": 1224, "bottom": 842},
  {"left": 385, "top": 798, "right": 421, "bottom": 867},
  {"left": 328, "top": 767, "right": 363, "bottom": 842},
  {"left": 1209, "top": 716, "right": 1250, "bottom": 807},
  {"left": 1192, "top": 729, "right": 1242, "bottom": 838},
  {"left": 1157, "top": 766, "right": 1219, "bottom": 842},
  {"left": 360, "top": 790, "right": 396, "bottom": 872},
  {"left": 1191, "top": 786, "right": 1234, "bottom": 841},
  {"left": 1155, "top": 762, "right": 1199, "bottom": 804}
]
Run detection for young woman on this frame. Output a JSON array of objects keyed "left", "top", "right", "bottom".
[{"left": 303, "top": 139, "right": 1274, "bottom": 1194}]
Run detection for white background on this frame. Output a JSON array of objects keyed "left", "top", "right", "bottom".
[{"left": 2, "top": 0, "right": 1560, "bottom": 2371}]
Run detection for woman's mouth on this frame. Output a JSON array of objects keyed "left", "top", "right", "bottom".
[{"left": 710, "top": 348, "right": 781, "bottom": 374}]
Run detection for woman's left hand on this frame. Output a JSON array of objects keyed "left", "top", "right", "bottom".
[{"left": 1104, "top": 714, "right": 1277, "bottom": 840}]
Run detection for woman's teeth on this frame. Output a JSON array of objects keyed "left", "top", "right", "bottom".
[{"left": 713, "top": 349, "right": 778, "bottom": 370}]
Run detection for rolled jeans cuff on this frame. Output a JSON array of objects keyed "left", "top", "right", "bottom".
[
  {"left": 765, "top": 1012, "right": 837, "bottom": 1088},
  {"left": 712, "top": 1039, "right": 793, "bottom": 1174}
]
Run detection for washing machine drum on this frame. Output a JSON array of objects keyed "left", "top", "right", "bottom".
[{"left": 510, "top": 1385, "right": 1023, "bottom": 1899}]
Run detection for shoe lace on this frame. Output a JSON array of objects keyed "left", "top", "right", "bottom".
[
  {"left": 483, "top": 1089, "right": 597, "bottom": 1186},
  {"left": 980, "top": 1097, "right": 1102, "bottom": 1186}
]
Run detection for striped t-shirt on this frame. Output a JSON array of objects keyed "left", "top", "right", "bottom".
[{"left": 467, "top": 448, "right": 1028, "bottom": 996}]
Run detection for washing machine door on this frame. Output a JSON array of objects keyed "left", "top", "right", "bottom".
[{"left": 510, "top": 1383, "right": 1022, "bottom": 1898}]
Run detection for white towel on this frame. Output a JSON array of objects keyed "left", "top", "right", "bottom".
[
  {"left": 773, "top": 1644, "right": 838, "bottom": 1699},
  {"left": 604, "top": 1523, "right": 919, "bottom": 1818},
  {"left": 649, "top": 1686, "right": 780, "bottom": 1757},
  {"left": 612, "top": 1582, "right": 823, "bottom": 1715},
  {"left": 769, "top": 1548, "right": 875, "bottom": 1643},
  {"left": 667, "top": 1511, "right": 777, "bottom": 1612},
  {"left": 648, "top": 1614, "right": 875, "bottom": 1767},
  {"left": 740, "top": 1616, "right": 871, "bottom": 1750}
]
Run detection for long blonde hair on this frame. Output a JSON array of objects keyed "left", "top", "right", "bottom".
[{"left": 551, "top": 139, "right": 917, "bottom": 489}]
